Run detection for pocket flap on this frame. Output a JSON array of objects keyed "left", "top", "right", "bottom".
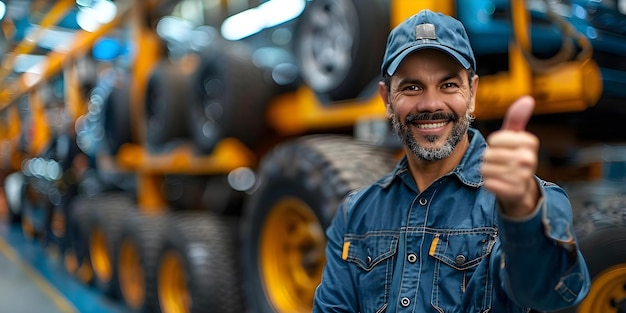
[
  {"left": 429, "top": 230, "right": 497, "bottom": 271},
  {"left": 344, "top": 233, "right": 399, "bottom": 271}
]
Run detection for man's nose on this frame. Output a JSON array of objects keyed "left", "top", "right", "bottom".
[{"left": 416, "top": 89, "right": 443, "bottom": 112}]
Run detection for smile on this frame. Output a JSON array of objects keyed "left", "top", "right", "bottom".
[{"left": 416, "top": 121, "right": 448, "bottom": 129}]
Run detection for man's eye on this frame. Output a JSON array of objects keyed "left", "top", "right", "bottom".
[
  {"left": 442, "top": 82, "right": 459, "bottom": 89},
  {"left": 403, "top": 85, "right": 421, "bottom": 91}
]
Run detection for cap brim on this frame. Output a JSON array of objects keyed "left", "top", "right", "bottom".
[{"left": 386, "top": 44, "right": 471, "bottom": 76}]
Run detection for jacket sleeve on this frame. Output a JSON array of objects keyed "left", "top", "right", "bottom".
[
  {"left": 313, "top": 192, "right": 359, "bottom": 313},
  {"left": 495, "top": 178, "right": 590, "bottom": 311}
]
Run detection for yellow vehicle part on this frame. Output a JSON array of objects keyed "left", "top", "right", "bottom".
[
  {"left": 118, "top": 239, "right": 145, "bottom": 310},
  {"left": 0, "top": 0, "right": 76, "bottom": 87},
  {"left": 114, "top": 138, "right": 256, "bottom": 213},
  {"left": 116, "top": 138, "right": 255, "bottom": 175},
  {"left": 128, "top": 2, "right": 163, "bottom": 144},
  {"left": 6, "top": 107, "right": 23, "bottom": 170},
  {"left": 267, "top": 87, "right": 385, "bottom": 135},
  {"left": 474, "top": 0, "right": 602, "bottom": 119},
  {"left": 159, "top": 250, "right": 191, "bottom": 313},
  {"left": 269, "top": 0, "right": 602, "bottom": 134},
  {"left": 28, "top": 89, "right": 51, "bottom": 156},
  {"left": 578, "top": 264, "right": 626, "bottom": 312},
  {"left": 64, "top": 61, "right": 89, "bottom": 122},
  {"left": 91, "top": 227, "right": 114, "bottom": 284},
  {"left": 260, "top": 197, "right": 326, "bottom": 312},
  {"left": 391, "top": 0, "right": 455, "bottom": 26}
]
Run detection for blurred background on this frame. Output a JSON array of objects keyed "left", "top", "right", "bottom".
[{"left": 0, "top": 0, "right": 625, "bottom": 312}]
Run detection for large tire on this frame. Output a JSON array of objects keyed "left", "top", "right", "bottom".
[
  {"left": 575, "top": 227, "right": 626, "bottom": 312},
  {"left": 241, "top": 135, "right": 397, "bottom": 313},
  {"left": 144, "top": 62, "right": 194, "bottom": 151},
  {"left": 103, "top": 78, "right": 133, "bottom": 155},
  {"left": 188, "top": 41, "right": 273, "bottom": 154},
  {"left": 157, "top": 212, "right": 245, "bottom": 313},
  {"left": 20, "top": 181, "right": 47, "bottom": 240},
  {"left": 88, "top": 193, "right": 134, "bottom": 298},
  {"left": 118, "top": 211, "right": 167, "bottom": 313},
  {"left": 64, "top": 195, "right": 96, "bottom": 285},
  {"left": 556, "top": 184, "right": 626, "bottom": 313},
  {"left": 294, "top": 0, "right": 389, "bottom": 102}
]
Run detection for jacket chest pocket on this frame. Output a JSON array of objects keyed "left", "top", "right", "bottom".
[
  {"left": 429, "top": 230, "right": 497, "bottom": 312},
  {"left": 344, "top": 233, "right": 399, "bottom": 312}
]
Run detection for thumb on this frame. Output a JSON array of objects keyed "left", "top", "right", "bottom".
[{"left": 501, "top": 96, "right": 535, "bottom": 131}]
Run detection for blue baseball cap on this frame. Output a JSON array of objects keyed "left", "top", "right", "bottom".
[{"left": 381, "top": 9, "right": 476, "bottom": 76}]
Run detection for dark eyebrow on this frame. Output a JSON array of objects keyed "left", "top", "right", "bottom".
[
  {"left": 441, "top": 72, "right": 463, "bottom": 83},
  {"left": 396, "top": 72, "right": 463, "bottom": 87},
  {"left": 397, "top": 77, "right": 422, "bottom": 86}
]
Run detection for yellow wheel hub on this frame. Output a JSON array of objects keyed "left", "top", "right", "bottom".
[
  {"left": 50, "top": 210, "right": 65, "bottom": 238},
  {"left": 90, "top": 227, "right": 112, "bottom": 282},
  {"left": 578, "top": 263, "right": 626, "bottom": 312},
  {"left": 119, "top": 240, "right": 145, "bottom": 309},
  {"left": 22, "top": 216, "right": 35, "bottom": 239},
  {"left": 261, "top": 197, "right": 326, "bottom": 313},
  {"left": 65, "top": 248, "right": 93, "bottom": 284},
  {"left": 159, "top": 251, "right": 190, "bottom": 313}
]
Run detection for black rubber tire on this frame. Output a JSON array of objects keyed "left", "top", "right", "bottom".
[
  {"left": 53, "top": 181, "right": 80, "bottom": 254},
  {"left": 553, "top": 226, "right": 626, "bottom": 313},
  {"left": 188, "top": 41, "right": 273, "bottom": 153},
  {"left": 44, "top": 203, "right": 66, "bottom": 248},
  {"left": 580, "top": 227, "right": 626, "bottom": 279},
  {"left": 118, "top": 211, "right": 167, "bottom": 313},
  {"left": 241, "top": 135, "right": 397, "bottom": 313},
  {"left": 88, "top": 193, "right": 134, "bottom": 298},
  {"left": 20, "top": 182, "right": 47, "bottom": 240},
  {"left": 144, "top": 62, "right": 193, "bottom": 151},
  {"left": 65, "top": 195, "right": 96, "bottom": 285},
  {"left": 552, "top": 187, "right": 626, "bottom": 313},
  {"left": 161, "top": 174, "right": 243, "bottom": 214},
  {"left": 103, "top": 79, "right": 133, "bottom": 155},
  {"left": 294, "top": 0, "right": 389, "bottom": 102},
  {"left": 157, "top": 212, "right": 245, "bottom": 313}
]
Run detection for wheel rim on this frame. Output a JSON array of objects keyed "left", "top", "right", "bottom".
[
  {"left": 298, "top": 0, "right": 358, "bottom": 92},
  {"left": 64, "top": 249, "right": 79, "bottom": 274},
  {"left": 65, "top": 248, "right": 93, "bottom": 283},
  {"left": 260, "top": 197, "right": 326, "bottom": 312},
  {"left": 22, "top": 215, "right": 36, "bottom": 239},
  {"left": 578, "top": 264, "right": 626, "bottom": 312},
  {"left": 76, "top": 259, "right": 94, "bottom": 284},
  {"left": 50, "top": 209, "right": 65, "bottom": 238},
  {"left": 159, "top": 250, "right": 190, "bottom": 313},
  {"left": 90, "top": 227, "right": 112, "bottom": 282},
  {"left": 119, "top": 239, "right": 145, "bottom": 309}
]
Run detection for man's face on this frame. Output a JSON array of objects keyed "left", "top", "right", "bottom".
[{"left": 384, "top": 50, "right": 477, "bottom": 161}]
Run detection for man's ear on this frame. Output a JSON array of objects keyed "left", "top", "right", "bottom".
[
  {"left": 378, "top": 81, "right": 392, "bottom": 118},
  {"left": 469, "top": 74, "right": 479, "bottom": 114}
]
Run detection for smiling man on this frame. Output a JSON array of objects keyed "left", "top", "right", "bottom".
[{"left": 313, "top": 9, "right": 590, "bottom": 313}]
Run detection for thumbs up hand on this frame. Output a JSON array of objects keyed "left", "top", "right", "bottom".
[{"left": 481, "top": 96, "right": 540, "bottom": 218}]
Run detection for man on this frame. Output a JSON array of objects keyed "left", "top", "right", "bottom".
[{"left": 313, "top": 9, "right": 590, "bottom": 313}]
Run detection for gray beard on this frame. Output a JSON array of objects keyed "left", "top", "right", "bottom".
[{"left": 390, "top": 110, "right": 472, "bottom": 161}]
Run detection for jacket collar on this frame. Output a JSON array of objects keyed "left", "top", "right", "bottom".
[{"left": 380, "top": 128, "right": 486, "bottom": 189}]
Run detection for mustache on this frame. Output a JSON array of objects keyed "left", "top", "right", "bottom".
[{"left": 406, "top": 112, "right": 458, "bottom": 123}]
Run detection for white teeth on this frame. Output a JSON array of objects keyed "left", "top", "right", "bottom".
[{"left": 417, "top": 122, "right": 447, "bottom": 129}]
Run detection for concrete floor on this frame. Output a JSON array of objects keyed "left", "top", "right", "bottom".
[{"left": 0, "top": 219, "right": 130, "bottom": 313}]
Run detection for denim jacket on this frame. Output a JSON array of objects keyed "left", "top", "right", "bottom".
[{"left": 313, "top": 128, "right": 590, "bottom": 313}]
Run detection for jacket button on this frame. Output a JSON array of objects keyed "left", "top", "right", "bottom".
[
  {"left": 418, "top": 198, "right": 427, "bottom": 205},
  {"left": 400, "top": 297, "right": 410, "bottom": 307},
  {"left": 366, "top": 256, "right": 372, "bottom": 266},
  {"left": 407, "top": 253, "right": 417, "bottom": 263},
  {"left": 455, "top": 254, "right": 466, "bottom": 265}
]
